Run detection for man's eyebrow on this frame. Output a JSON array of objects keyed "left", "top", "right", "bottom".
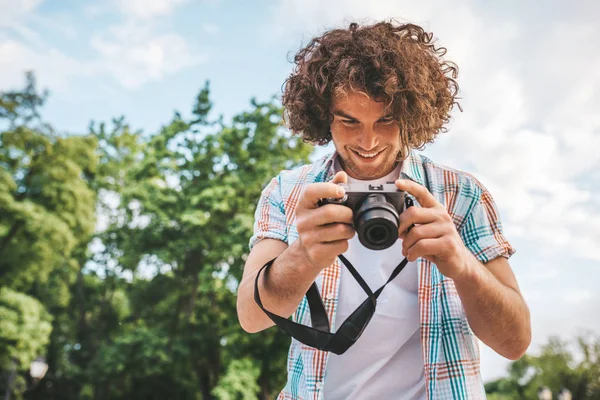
[
  {"left": 331, "top": 110, "right": 393, "bottom": 120},
  {"left": 332, "top": 110, "right": 356, "bottom": 119}
]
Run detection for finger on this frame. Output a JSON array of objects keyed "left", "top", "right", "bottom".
[
  {"left": 397, "top": 207, "right": 438, "bottom": 237},
  {"left": 405, "top": 238, "right": 441, "bottom": 262},
  {"left": 331, "top": 171, "right": 348, "bottom": 185},
  {"left": 309, "top": 204, "right": 354, "bottom": 226},
  {"left": 401, "top": 224, "right": 445, "bottom": 255},
  {"left": 317, "top": 222, "right": 355, "bottom": 243},
  {"left": 315, "top": 239, "right": 351, "bottom": 259},
  {"left": 395, "top": 179, "right": 439, "bottom": 208},
  {"left": 300, "top": 182, "right": 346, "bottom": 209}
]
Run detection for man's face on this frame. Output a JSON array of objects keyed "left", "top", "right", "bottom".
[{"left": 330, "top": 91, "right": 402, "bottom": 180}]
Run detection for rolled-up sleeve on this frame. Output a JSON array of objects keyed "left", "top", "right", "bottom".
[
  {"left": 460, "top": 188, "right": 515, "bottom": 264},
  {"left": 249, "top": 176, "right": 288, "bottom": 250}
]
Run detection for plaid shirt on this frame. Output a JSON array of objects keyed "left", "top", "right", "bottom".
[{"left": 249, "top": 150, "right": 515, "bottom": 400}]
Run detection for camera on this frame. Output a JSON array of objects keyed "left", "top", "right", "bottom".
[{"left": 319, "top": 183, "right": 410, "bottom": 250}]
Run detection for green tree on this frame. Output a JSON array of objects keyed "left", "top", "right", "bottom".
[
  {"left": 0, "top": 288, "right": 52, "bottom": 369},
  {"left": 86, "top": 80, "right": 312, "bottom": 399},
  {"left": 211, "top": 358, "right": 261, "bottom": 400},
  {"left": 0, "top": 73, "right": 97, "bottom": 303},
  {"left": 1, "top": 72, "right": 313, "bottom": 399},
  {"left": 485, "top": 333, "right": 600, "bottom": 399},
  {"left": 1, "top": 73, "right": 98, "bottom": 400}
]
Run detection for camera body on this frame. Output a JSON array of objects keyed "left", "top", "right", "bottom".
[{"left": 319, "top": 183, "right": 409, "bottom": 250}]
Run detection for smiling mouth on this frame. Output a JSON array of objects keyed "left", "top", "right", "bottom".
[{"left": 351, "top": 148, "right": 385, "bottom": 158}]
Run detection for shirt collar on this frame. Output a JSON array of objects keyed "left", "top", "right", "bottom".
[{"left": 318, "top": 149, "right": 426, "bottom": 187}]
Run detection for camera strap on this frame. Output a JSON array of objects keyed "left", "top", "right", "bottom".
[{"left": 253, "top": 254, "right": 409, "bottom": 355}]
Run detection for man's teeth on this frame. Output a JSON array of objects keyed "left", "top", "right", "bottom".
[{"left": 356, "top": 150, "right": 380, "bottom": 158}]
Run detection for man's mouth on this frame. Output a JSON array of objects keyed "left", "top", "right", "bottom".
[{"left": 351, "top": 148, "right": 385, "bottom": 159}]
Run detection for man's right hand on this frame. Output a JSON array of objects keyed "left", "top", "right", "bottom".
[{"left": 295, "top": 171, "right": 355, "bottom": 271}]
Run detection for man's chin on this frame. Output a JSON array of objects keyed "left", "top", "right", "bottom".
[{"left": 345, "top": 163, "right": 391, "bottom": 181}]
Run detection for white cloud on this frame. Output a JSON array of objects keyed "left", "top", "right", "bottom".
[
  {"left": 202, "top": 23, "right": 219, "bottom": 35},
  {"left": 0, "top": 38, "right": 90, "bottom": 92},
  {"left": 90, "top": 21, "right": 208, "bottom": 89},
  {"left": 115, "top": 0, "right": 190, "bottom": 20},
  {"left": 0, "top": 0, "right": 207, "bottom": 91},
  {"left": 85, "top": 0, "right": 207, "bottom": 88},
  {"left": 0, "top": 0, "right": 42, "bottom": 28},
  {"left": 563, "top": 290, "right": 593, "bottom": 305}
]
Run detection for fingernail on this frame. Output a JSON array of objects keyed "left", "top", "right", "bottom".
[{"left": 337, "top": 187, "right": 345, "bottom": 196}]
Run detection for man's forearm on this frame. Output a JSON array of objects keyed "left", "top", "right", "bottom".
[
  {"left": 237, "top": 241, "right": 322, "bottom": 333},
  {"left": 453, "top": 252, "right": 531, "bottom": 360}
]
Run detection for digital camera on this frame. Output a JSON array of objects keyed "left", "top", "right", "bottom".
[{"left": 319, "top": 183, "right": 410, "bottom": 250}]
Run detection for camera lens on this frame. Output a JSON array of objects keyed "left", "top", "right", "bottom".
[
  {"left": 366, "top": 225, "right": 388, "bottom": 244},
  {"left": 354, "top": 194, "right": 400, "bottom": 250}
]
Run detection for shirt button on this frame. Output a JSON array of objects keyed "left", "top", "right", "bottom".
[
  {"left": 325, "top": 293, "right": 334, "bottom": 300},
  {"left": 316, "top": 382, "right": 323, "bottom": 390}
]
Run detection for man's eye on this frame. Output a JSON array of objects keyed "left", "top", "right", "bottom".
[
  {"left": 342, "top": 120, "right": 357, "bottom": 125},
  {"left": 380, "top": 118, "right": 395, "bottom": 124}
]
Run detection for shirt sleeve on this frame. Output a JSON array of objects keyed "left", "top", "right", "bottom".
[
  {"left": 460, "top": 187, "right": 515, "bottom": 264},
  {"left": 249, "top": 176, "right": 288, "bottom": 250}
]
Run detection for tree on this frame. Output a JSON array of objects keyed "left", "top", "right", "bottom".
[
  {"left": 0, "top": 73, "right": 97, "bottom": 304},
  {"left": 485, "top": 333, "right": 600, "bottom": 399},
  {"left": 0, "top": 287, "right": 52, "bottom": 373},
  {"left": 86, "top": 80, "right": 312, "bottom": 399},
  {"left": 0, "top": 74, "right": 98, "bottom": 400},
  {"left": 1, "top": 72, "right": 314, "bottom": 399}
]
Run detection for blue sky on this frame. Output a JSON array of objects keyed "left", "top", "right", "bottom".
[
  {"left": 1, "top": 0, "right": 303, "bottom": 134},
  {"left": 2, "top": 0, "right": 599, "bottom": 382}
]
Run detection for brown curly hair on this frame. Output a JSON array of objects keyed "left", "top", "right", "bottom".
[{"left": 281, "top": 20, "right": 460, "bottom": 148}]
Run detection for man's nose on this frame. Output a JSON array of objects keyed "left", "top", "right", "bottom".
[{"left": 359, "top": 127, "right": 378, "bottom": 150}]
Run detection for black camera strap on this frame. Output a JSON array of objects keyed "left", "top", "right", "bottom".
[{"left": 253, "top": 254, "right": 409, "bottom": 355}]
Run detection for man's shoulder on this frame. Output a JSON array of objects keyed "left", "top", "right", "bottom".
[
  {"left": 274, "top": 153, "right": 332, "bottom": 189},
  {"left": 415, "top": 153, "right": 489, "bottom": 199}
]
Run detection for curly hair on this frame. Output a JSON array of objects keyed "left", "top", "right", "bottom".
[{"left": 281, "top": 20, "right": 460, "bottom": 148}]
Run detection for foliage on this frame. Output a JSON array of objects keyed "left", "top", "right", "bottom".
[
  {"left": 485, "top": 333, "right": 600, "bottom": 399},
  {"left": 0, "top": 74, "right": 311, "bottom": 399},
  {"left": 0, "top": 287, "right": 52, "bottom": 370},
  {"left": 211, "top": 358, "right": 261, "bottom": 400}
]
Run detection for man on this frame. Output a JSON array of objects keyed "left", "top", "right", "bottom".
[{"left": 236, "top": 20, "right": 531, "bottom": 399}]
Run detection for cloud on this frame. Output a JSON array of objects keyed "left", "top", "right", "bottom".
[
  {"left": 430, "top": 18, "right": 600, "bottom": 260},
  {"left": 202, "top": 23, "right": 219, "bottom": 36},
  {"left": 0, "top": 38, "right": 89, "bottom": 92},
  {"left": 86, "top": 0, "right": 208, "bottom": 88},
  {"left": 115, "top": 0, "right": 190, "bottom": 21},
  {"left": 0, "top": 0, "right": 42, "bottom": 28},
  {"left": 90, "top": 21, "right": 208, "bottom": 89},
  {"left": 563, "top": 290, "right": 593, "bottom": 305},
  {"left": 0, "top": 0, "right": 208, "bottom": 91}
]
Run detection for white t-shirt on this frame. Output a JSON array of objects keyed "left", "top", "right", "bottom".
[{"left": 322, "top": 160, "right": 426, "bottom": 400}]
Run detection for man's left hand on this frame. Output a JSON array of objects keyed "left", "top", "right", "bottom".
[{"left": 395, "top": 178, "right": 471, "bottom": 280}]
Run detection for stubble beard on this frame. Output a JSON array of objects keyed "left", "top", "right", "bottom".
[{"left": 340, "top": 146, "right": 401, "bottom": 180}]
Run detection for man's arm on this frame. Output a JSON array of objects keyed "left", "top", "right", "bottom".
[
  {"left": 395, "top": 178, "right": 532, "bottom": 360},
  {"left": 237, "top": 172, "right": 354, "bottom": 333},
  {"left": 452, "top": 253, "right": 531, "bottom": 360},
  {"left": 236, "top": 239, "right": 321, "bottom": 333}
]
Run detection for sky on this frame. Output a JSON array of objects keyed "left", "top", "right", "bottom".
[{"left": 1, "top": 0, "right": 599, "bottom": 383}]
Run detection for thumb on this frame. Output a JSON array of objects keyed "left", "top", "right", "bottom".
[{"left": 331, "top": 171, "right": 348, "bottom": 184}]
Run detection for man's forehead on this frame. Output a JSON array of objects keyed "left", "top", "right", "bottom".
[{"left": 331, "top": 91, "right": 389, "bottom": 115}]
